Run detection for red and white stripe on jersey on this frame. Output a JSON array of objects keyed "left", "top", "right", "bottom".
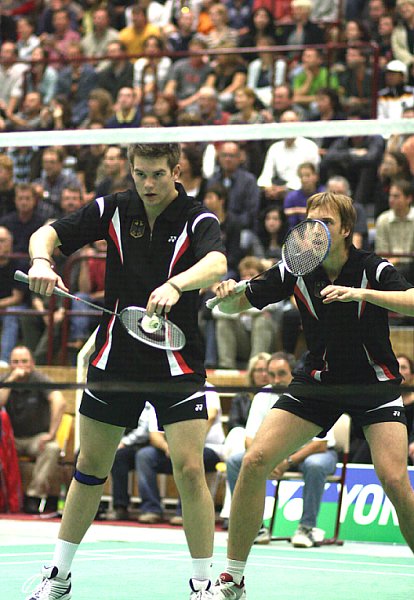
[
  {"left": 363, "top": 344, "right": 397, "bottom": 381},
  {"left": 92, "top": 300, "right": 119, "bottom": 370},
  {"left": 357, "top": 269, "right": 370, "bottom": 319},
  {"left": 295, "top": 278, "right": 318, "bottom": 319},
  {"left": 166, "top": 348, "right": 193, "bottom": 376},
  {"left": 168, "top": 222, "right": 189, "bottom": 279},
  {"left": 108, "top": 207, "right": 124, "bottom": 265}
]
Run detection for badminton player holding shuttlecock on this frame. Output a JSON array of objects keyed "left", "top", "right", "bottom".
[{"left": 23, "top": 143, "right": 227, "bottom": 600}]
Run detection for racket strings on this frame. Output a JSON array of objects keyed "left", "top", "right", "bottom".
[
  {"left": 283, "top": 221, "right": 330, "bottom": 276},
  {"left": 120, "top": 308, "right": 185, "bottom": 350}
]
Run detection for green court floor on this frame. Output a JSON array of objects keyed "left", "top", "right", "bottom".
[{"left": 0, "top": 520, "right": 412, "bottom": 599}]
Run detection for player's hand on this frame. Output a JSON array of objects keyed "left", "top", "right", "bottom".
[
  {"left": 214, "top": 279, "right": 240, "bottom": 301},
  {"left": 28, "top": 263, "right": 68, "bottom": 297},
  {"left": 321, "top": 285, "right": 359, "bottom": 304},
  {"left": 146, "top": 281, "right": 181, "bottom": 316}
]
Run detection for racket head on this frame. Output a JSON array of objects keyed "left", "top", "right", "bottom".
[
  {"left": 119, "top": 307, "right": 186, "bottom": 351},
  {"left": 281, "top": 219, "right": 331, "bottom": 276}
]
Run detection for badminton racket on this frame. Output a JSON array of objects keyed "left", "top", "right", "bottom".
[
  {"left": 206, "top": 219, "right": 331, "bottom": 310},
  {"left": 14, "top": 270, "right": 186, "bottom": 351}
]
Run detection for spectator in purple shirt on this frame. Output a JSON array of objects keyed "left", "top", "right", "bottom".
[{"left": 283, "top": 162, "right": 324, "bottom": 229}]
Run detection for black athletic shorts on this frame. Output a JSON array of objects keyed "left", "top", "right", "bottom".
[
  {"left": 79, "top": 365, "right": 207, "bottom": 428},
  {"left": 273, "top": 383, "right": 406, "bottom": 433}
]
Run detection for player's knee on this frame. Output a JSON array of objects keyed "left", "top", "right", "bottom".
[
  {"left": 175, "top": 460, "right": 203, "bottom": 485},
  {"left": 76, "top": 454, "right": 111, "bottom": 480},
  {"left": 242, "top": 449, "right": 268, "bottom": 478},
  {"left": 377, "top": 470, "right": 407, "bottom": 500}
]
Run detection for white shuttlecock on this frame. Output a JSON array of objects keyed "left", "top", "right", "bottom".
[{"left": 141, "top": 314, "right": 161, "bottom": 333}]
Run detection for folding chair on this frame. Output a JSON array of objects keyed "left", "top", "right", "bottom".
[{"left": 268, "top": 413, "right": 351, "bottom": 546}]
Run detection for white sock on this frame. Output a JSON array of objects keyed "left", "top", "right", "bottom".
[
  {"left": 51, "top": 540, "right": 79, "bottom": 578},
  {"left": 191, "top": 557, "right": 213, "bottom": 583},
  {"left": 226, "top": 558, "right": 246, "bottom": 585}
]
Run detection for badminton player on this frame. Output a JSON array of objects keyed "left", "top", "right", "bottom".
[
  {"left": 24, "top": 143, "right": 227, "bottom": 600},
  {"left": 212, "top": 192, "right": 414, "bottom": 599}
]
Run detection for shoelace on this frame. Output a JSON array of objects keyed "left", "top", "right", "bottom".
[{"left": 21, "top": 573, "right": 48, "bottom": 596}]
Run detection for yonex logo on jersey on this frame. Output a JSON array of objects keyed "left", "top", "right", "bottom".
[
  {"left": 168, "top": 236, "right": 177, "bottom": 242},
  {"left": 195, "top": 404, "right": 203, "bottom": 411},
  {"left": 393, "top": 410, "right": 401, "bottom": 417}
]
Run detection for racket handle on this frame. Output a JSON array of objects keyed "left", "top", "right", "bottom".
[
  {"left": 14, "top": 270, "right": 72, "bottom": 300},
  {"left": 205, "top": 280, "right": 248, "bottom": 310}
]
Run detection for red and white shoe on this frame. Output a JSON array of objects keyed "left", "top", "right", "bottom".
[{"left": 213, "top": 573, "right": 246, "bottom": 599}]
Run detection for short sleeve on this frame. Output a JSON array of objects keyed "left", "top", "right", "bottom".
[{"left": 189, "top": 210, "right": 226, "bottom": 260}]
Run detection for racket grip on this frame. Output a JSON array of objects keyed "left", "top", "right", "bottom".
[
  {"left": 14, "top": 270, "right": 71, "bottom": 299},
  {"left": 205, "top": 280, "right": 248, "bottom": 310}
]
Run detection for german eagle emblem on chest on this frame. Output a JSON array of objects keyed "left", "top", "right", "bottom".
[{"left": 129, "top": 219, "right": 145, "bottom": 238}]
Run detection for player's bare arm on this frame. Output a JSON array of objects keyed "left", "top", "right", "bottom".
[
  {"left": 147, "top": 251, "right": 227, "bottom": 315},
  {"left": 28, "top": 225, "right": 68, "bottom": 296},
  {"left": 321, "top": 285, "right": 414, "bottom": 316}
]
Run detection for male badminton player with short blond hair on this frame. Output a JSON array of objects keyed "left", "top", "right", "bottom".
[
  {"left": 212, "top": 191, "right": 414, "bottom": 599},
  {"left": 24, "top": 142, "right": 227, "bottom": 600}
]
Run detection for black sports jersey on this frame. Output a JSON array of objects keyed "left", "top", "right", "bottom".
[
  {"left": 246, "top": 246, "right": 413, "bottom": 385},
  {"left": 52, "top": 184, "right": 225, "bottom": 379}
]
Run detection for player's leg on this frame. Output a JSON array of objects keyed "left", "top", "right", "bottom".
[
  {"left": 24, "top": 415, "right": 124, "bottom": 600},
  {"left": 165, "top": 418, "right": 215, "bottom": 597},
  {"left": 227, "top": 408, "right": 321, "bottom": 562},
  {"left": 365, "top": 421, "right": 414, "bottom": 553}
]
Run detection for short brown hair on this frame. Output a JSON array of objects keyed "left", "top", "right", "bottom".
[
  {"left": 127, "top": 143, "right": 181, "bottom": 171},
  {"left": 306, "top": 191, "right": 356, "bottom": 249}
]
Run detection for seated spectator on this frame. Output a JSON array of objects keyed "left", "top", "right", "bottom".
[
  {"left": 80, "top": 6, "right": 119, "bottom": 72},
  {"left": 153, "top": 92, "right": 178, "bottom": 126},
  {"left": 229, "top": 87, "right": 268, "bottom": 177},
  {"left": 78, "top": 88, "right": 114, "bottom": 129},
  {"left": 107, "top": 401, "right": 153, "bottom": 520},
  {"left": 118, "top": 5, "right": 161, "bottom": 61},
  {"left": 256, "top": 205, "right": 288, "bottom": 261},
  {"left": 0, "top": 405, "right": 22, "bottom": 514},
  {"left": 133, "top": 35, "right": 172, "bottom": 111},
  {"left": 22, "top": 46, "right": 58, "bottom": 106},
  {"left": 0, "top": 90, "right": 43, "bottom": 132},
  {"left": 68, "top": 239, "right": 106, "bottom": 349},
  {"left": 60, "top": 185, "right": 84, "bottom": 216},
  {"left": 284, "top": 162, "right": 324, "bottom": 230},
  {"left": 240, "top": 6, "right": 276, "bottom": 55},
  {"left": 211, "top": 42, "right": 247, "bottom": 111},
  {"left": 40, "top": 8, "right": 80, "bottom": 67},
  {"left": 194, "top": 86, "right": 231, "bottom": 125},
  {"left": 261, "top": 83, "right": 307, "bottom": 123},
  {"left": 135, "top": 384, "right": 225, "bottom": 525},
  {"left": 106, "top": 86, "right": 141, "bottom": 129},
  {"left": 39, "top": 94, "right": 73, "bottom": 131},
  {"left": 280, "top": 0, "right": 325, "bottom": 46},
  {"left": 326, "top": 175, "right": 369, "bottom": 249},
  {"left": 247, "top": 35, "right": 286, "bottom": 108},
  {"left": 163, "top": 36, "right": 215, "bottom": 113},
  {"left": 377, "top": 59, "right": 414, "bottom": 120},
  {"left": 375, "top": 178, "right": 414, "bottom": 283},
  {"left": 224, "top": 0, "right": 253, "bottom": 39},
  {"left": 310, "top": 87, "right": 346, "bottom": 164},
  {"left": 0, "top": 227, "right": 28, "bottom": 364},
  {"left": 365, "top": 0, "right": 387, "bottom": 41},
  {"left": 55, "top": 41, "right": 98, "bottom": 127},
  {"left": 207, "top": 141, "right": 260, "bottom": 232},
  {"left": 257, "top": 109, "right": 320, "bottom": 204},
  {"left": 226, "top": 351, "right": 338, "bottom": 547},
  {"left": 33, "top": 146, "right": 82, "bottom": 217},
  {"left": 373, "top": 149, "right": 412, "bottom": 217},
  {"left": 338, "top": 46, "right": 373, "bottom": 113},
  {"left": 0, "top": 41, "right": 28, "bottom": 116},
  {"left": 94, "top": 146, "right": 132, "bottom": 198},
  {"left": 74, "top": 122, "right": 107, "bottom": 202},
  {"left": 392, "top": 0, "right": 414, "bottom": 84},
  {"left": 0, "top": 154, "right": 16, "bottom": 217},
  {"left": 37, "top": 0, "right": 80, "bottom": 36},
  {"left": 213, "top": 256, "right": 282, "bottom": 369},
  {"left": 292, "top": 48, "right": 339, "bottom": 116},
  {"left": 375, "top": 12, "right": 396, "bottom": 70},
  {"left": 335, "top": 18, "right": 371, "bottom": 65},
  {"left": 165, "top": 6, "right": 195, "bottom": 54},
  {"left": 178, "top": 145, "right": 208, "bottom": 204},
  {"left": 96, "top": 40, "right": 134, "bottom": 102},
  {"left": 16, "top": 16, "right": 39, "bottom": 61},
  {"left": 0, "top": 346, "right": 66, "bottom": 513},
  {"left": 322, "top": 109, "right": 385, "bottom": 205},
  {"left": 0, "top": 183, "right": 45, "bottom": 254},
  {"left": 204, "top": 3, "right": 239, "bottom": 49}
]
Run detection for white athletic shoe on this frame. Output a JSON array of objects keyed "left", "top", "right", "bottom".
[
  {"left": 23, "top": 566, "right": 72, "bottom": 599},
  {"left": 189, "top": 578, "right": 214, "bottom": 599},
  {"left": 214, "top": 573, "right": 247, "bottom": 599},
  {"left": 291, "top": 525, "right": 315, "bottom": 548}
]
